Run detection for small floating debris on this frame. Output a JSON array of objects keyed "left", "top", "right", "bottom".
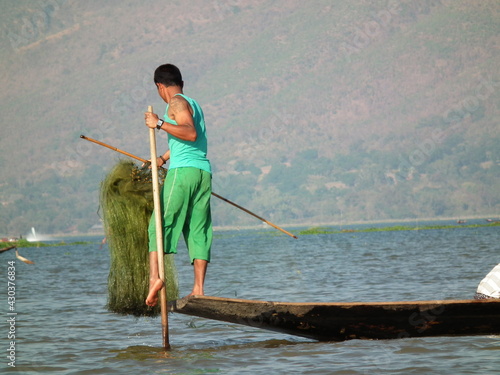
[
  {"left": 0, "top": 245, "right": 34, "bottom": 264},
  {"left": 16, "top": 249, "right": 35, "bottom": 264}
]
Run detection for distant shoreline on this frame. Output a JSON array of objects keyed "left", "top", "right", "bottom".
[
  {"left": 1, "top": 215, "right": 498, "bottom": 240},
  {"left": 1, "top": 218, "right": 498, "bottom": 249}
]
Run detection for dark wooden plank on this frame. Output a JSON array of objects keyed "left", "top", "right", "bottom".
[
  {"left": 169, "top": 296, "right": 500, "bottom": 341},
  {"left": 0, "top": 245, "right": 16, "bottom": 253}
]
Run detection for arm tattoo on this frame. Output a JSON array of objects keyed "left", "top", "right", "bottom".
[{"left": 169, "top": 96, "right": 189, "bottom": 115}]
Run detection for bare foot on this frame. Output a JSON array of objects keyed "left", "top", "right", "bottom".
[
  {"left": 145, "top": 278, "right": 164, "bottom": 306},
  {"left": 187, "top": 287, "right": 204, "bottom": 297}
]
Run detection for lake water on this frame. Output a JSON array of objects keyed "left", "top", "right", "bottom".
[{"left": 2, "top": 221, "right": 499, "bottom": 374}]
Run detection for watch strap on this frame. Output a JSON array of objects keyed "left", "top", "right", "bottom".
[{"left": 156, "top": 119, "right": 164, "bottom": 130}]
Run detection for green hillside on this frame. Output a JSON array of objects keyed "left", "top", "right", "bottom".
[{"left": 1, "top": 0, "right": 499, "bottom": 236}]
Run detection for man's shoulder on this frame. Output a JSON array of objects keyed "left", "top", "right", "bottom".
[
  {"left": 171, "top": 94, "right": 189, "bottom": 103},
  {"left": 169, "top": 95, "right": 191, "bottom": 112}
]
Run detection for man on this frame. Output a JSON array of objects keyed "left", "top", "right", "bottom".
[
  {"left": 144, "top": 64, "right": 212, "bottom": 307},
  {"left": 474, "top": 263, "right": 500, "bottom": 299}
]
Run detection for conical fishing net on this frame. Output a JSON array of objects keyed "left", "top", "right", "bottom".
[{"left": 100, "top": 160, "right": 178, "bottom": 317}]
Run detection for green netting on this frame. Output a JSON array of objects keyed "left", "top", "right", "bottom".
[{"left": 100, "top": 160, "right": 178, "bottom": 317}]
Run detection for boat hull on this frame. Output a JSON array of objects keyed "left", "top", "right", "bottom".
[{"left": 169, "top": 296, "right": 500, "bottom": 341}]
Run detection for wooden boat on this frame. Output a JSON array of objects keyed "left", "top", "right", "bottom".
[
  {"left": 169, "top": 296, "right": 500, "bottom": 341},
  {"left": 0, "top": 245, "right": 16, "bottom": 253}
]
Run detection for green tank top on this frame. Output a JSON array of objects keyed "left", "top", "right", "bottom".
[{"left": 163, "top": 94, "right": 211, "bottom": 174}]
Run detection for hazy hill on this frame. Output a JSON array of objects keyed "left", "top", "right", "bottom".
[{"left": 1, "top": 0, "right": 499, "bottom": 236}]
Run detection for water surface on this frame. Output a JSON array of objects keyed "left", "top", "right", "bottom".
[{"left": 2, "top": 221, "right": 499, "bottom": 374}]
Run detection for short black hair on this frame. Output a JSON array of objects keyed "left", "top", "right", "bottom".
[{"left": 154, "top": 64, "right": 183, "bottom": 88}]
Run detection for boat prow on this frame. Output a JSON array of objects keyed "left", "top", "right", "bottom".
[{"left": 169, "top": 296, "right": 500, "bottom": 341}]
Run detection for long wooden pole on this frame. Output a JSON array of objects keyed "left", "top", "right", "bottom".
[
  {"left": 210, "top": 192, "right": 298, "bottom": 239},
  {"left": 80, "top": 135, "right": 142, "bottom": 161},
  {"left": 80, "top": 135, "right": 297, "bottom": 239},
  {"left": 148, "top": 106, "right": 170, "bottom": 350}
]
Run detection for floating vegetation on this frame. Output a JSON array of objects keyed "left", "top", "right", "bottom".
[
  {"left": 298, "top": 221, "right": 500, "bottom": 236},
  {"left": 0, "top": 239, "right": 92, "bottom": 249},
  {"left": 100, "top": 160, "right": 178, "bottom": 317},
  {"left": 295, "top": 227, "right": 332, "bottom": 235}
]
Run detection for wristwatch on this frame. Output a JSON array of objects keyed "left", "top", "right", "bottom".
[{"left": 156, "top": 119, "right": 164, "bottom": 130}]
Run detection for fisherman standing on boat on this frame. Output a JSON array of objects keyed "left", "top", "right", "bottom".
[
  {"left": 144, "top": 64, "right": 212, "bottom": 306},
  {"left": 474, "top": 263, "right": 500, "bottom": 299}
]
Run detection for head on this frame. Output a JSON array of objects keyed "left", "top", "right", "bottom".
[{"left": 154, "top": 64, "right": 184, "bottom": 89}]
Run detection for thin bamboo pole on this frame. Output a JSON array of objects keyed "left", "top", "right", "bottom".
[
  {"left": 148, "top": 106, "right": 170, "bottom": 350},
  {"left": 80, "top": 135, "right": 297, "bottom": 239},
  {"left": 210, "top": 192, "right": 298, "bottom": 239}
]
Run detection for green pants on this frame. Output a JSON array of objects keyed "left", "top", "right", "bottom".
[{"left": 148, "top": 167, "right": 212, "bottom": 263}]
